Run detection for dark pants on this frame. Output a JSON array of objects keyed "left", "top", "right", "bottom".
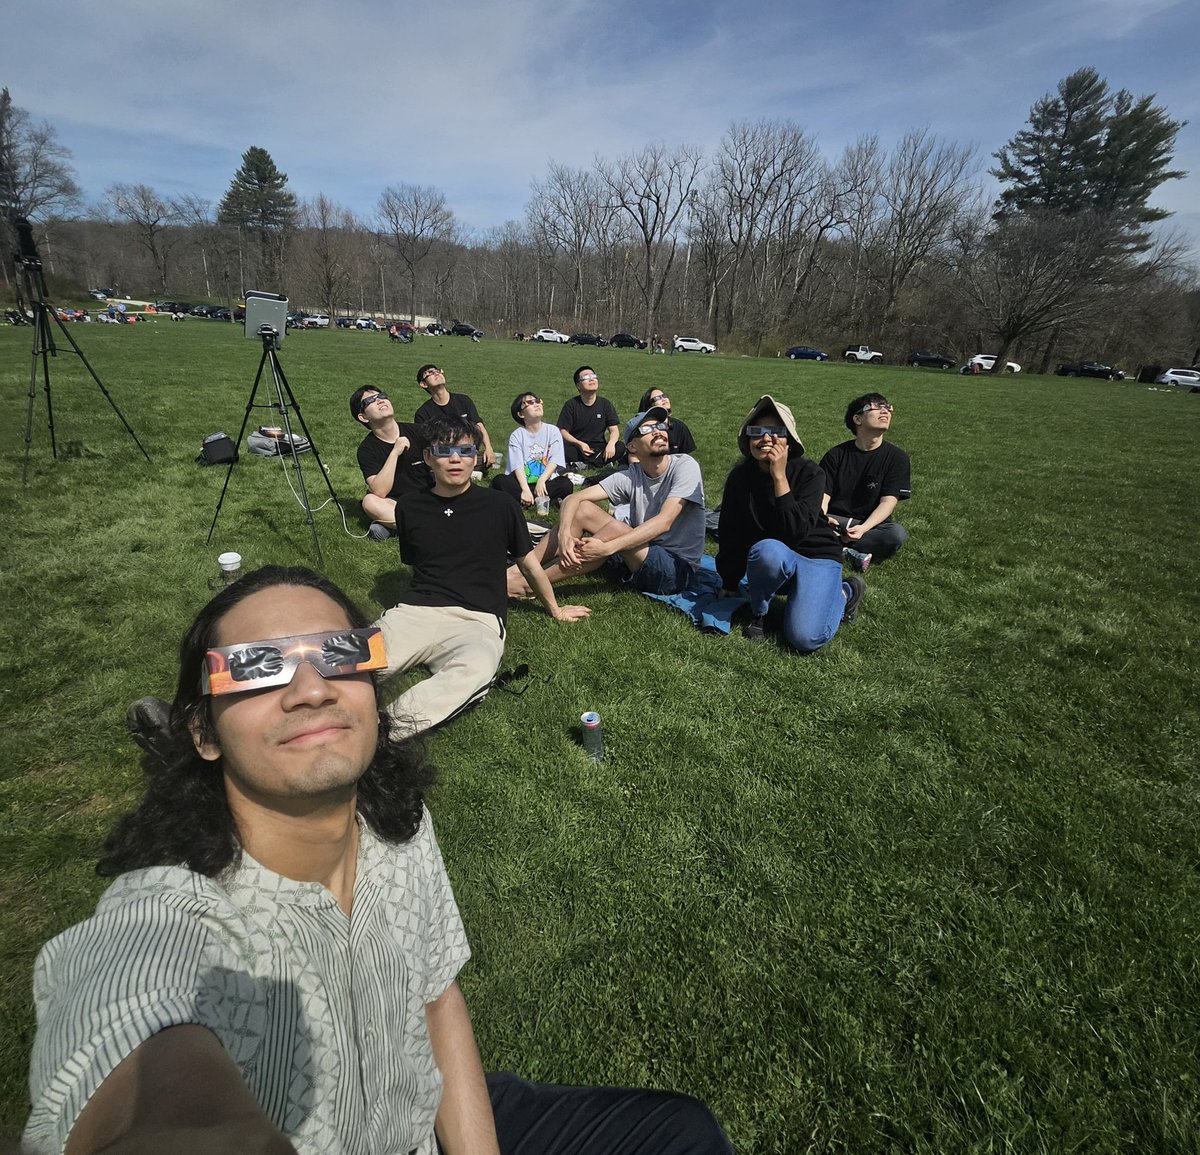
[
  {"left": 566, "top": 441, "right": 627, "bottom": 468},
  {"left": 492, "top": 470, "right": 575, "bottom": 504},
  {"left": 829, "top": 515, "right": 908, "bottom": 562},
  {"left": 472, "top": 1073, "right": 733, "bottom": 1155}
]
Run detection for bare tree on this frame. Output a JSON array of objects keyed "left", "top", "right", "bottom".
[
  {"left": 294, "top": 194, "right": 359, "bottom": 319},
  {"left": 174, "top": 193, "right": 216, "bottom": 298},
  {"left": 598, "top": 142, "right": 705, "bottom": 342},
  {"left": 530, "top": 163, "right": 606, "bottom": 324},
  {"left": 872, "top": 129, "right": 977, "bottom": 333},
  {"left": 830, "top": 136, "right": 885, "bottom": 335},
  {"left": 105, "top": 184, "right": 181, "bottom": 292},
  {"left": 956, "top": 208, "right": 1117, "bottom": 370},
  {"left": 377, "top": 184, "right": 457, "bottom": 323}
]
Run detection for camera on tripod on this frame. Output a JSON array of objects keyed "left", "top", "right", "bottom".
[{"left": 244, "top": 291, "right": 288, "bottom": 345}]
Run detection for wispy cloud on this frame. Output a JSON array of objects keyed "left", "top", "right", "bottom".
[{"left": 4, "top": 0, "right": 1196, "bottom": 245}]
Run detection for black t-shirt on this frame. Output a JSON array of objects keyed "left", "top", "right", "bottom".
[
  {"left": 668, "top": 418, "right": 696, "bottom": 455},
  {"left": 556, "top": 395, "right": 619, "bottom": 450},
  {"left": 818, "top": 440, "right": 911, "bottom": 520},
  {"left": 414, "top": 392, "right": 482, "bottom": 431},
  {"left": 394, "top": 485, "right": 532, "bottom": 624},
  {"left": 356, "top": 423, "right": 430, "bottom": 500}
]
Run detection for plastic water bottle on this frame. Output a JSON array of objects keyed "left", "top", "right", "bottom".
[{"left": 580, "top": 711, "right": 604, "bottom": 762}]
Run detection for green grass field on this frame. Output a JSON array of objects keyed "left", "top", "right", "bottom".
[{"left": 1, "top": 321, "right": 1198, "bottom": 1152}]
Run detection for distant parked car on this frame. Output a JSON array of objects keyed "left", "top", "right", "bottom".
[
  {"left": 88, "top": 288, "right": 113, "bottom": 301},
  {"left": 960, "top": 354, "right": 1020, "bottom": 374},
  {"left": 209, "top": 307, "right": 232, "bottom": 322},
  {"left": 355, "top": 318, "right": 383, "bottom": 330},
  {"left": 569, "top": 332, "right": 608, "bottom": 346},
  {"left": 1155, "top": 368, "right": 1200, "bottom": 387},
  {"left": 786, "top": 345, "right": 829, "bottom": 361},
  {"left": 673, "top": 334, "right": 716, "bottom": 353},
  {"left": 533, "top": 327, "right": 570, "bottom": 343},
  {"left": 844, "top": 344, "right": 884, "bottom": 364},
  {"left": 1055, "top": 361, "right": 1124, "bottom": 380},
  {"left": 190, "top": 304, "right": 216, "bottom": 317},
  {"left": 609, "top": 332, "right": 647, "bottom": 349},
  {"left": 425, "top": 322, "right": 448, "bottom": 335},
  {"left": 907, "top": 350, "right": 956, "bottom": 369},
  {"left": 450, "top": 321, "right": 483, "bottom": 337}
]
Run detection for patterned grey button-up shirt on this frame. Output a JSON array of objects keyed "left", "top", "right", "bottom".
[{"left": 25, "top": 809, "right": 469, "bottom": 1155}]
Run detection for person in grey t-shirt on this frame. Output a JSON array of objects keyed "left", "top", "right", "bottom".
[{"left": 507, "top": 406, "right": 706, "bottom": 597}]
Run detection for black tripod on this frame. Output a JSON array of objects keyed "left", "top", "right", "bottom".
[
  {"left": 13, "top": 218, "right": 150, "bottom": 484},
  {"left": 207, "top": 327, "right": 340, "bottom": 563}
]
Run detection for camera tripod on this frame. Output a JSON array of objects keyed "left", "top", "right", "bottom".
[
  {"left": 12, "top": 217, "right": 150, "bottom": 484},
  {"left": 207, "top": 327, "right": 340, "bottom": 563}
]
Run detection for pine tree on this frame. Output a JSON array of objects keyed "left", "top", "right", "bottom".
[
  {"left": 217, "top": 146, "right": 297, "bottom": 288},
  {"left": 991, "top": 67, "right": 1185, "bottom": 248}
]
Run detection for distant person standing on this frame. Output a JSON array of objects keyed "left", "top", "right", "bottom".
[{"left": 820, "top": 392, "right": 911, "bottom": 569}]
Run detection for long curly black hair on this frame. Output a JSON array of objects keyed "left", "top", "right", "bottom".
[{"left": 98, "top": 566, "right": 435, "bottom": 878}]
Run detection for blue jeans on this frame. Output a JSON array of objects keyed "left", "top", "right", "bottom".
[
  {"left": 743, "top": 539, "right": 845, "bottom": 652},
  {"left": 606, "top": 544, "right": 696, "bottom": 595}
]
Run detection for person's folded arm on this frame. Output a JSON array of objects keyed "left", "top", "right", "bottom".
[
  {"left": 575, "top": 497, "right": 687, "bottom": 562},
  {"left": 844, "top": 494, "right": 898, "bottom": 539}
]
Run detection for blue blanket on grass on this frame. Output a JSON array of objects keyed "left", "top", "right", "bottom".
[{"left": 642, "top": 555, "right": 748, "bottom": 634}]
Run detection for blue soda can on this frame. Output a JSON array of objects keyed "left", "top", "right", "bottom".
[{"left": 580, "top": 711, "right": 604, "bottom": 762}]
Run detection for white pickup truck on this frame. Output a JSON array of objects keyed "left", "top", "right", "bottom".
[{"left": 844, "top": 345, "right": 883, "bottom": 364}]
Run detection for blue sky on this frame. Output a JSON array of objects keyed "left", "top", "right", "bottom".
[{"left": 9, "top": 0, "right": 1199, "bottom": 252}]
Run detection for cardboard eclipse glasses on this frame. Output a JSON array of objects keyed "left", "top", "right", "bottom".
[{"left": 202, "top": 627, "right": 387, "bottom": 696}]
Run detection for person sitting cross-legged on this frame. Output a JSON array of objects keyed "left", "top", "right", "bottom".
[
  {"left": 350, "top": 385, "right": 431, "bottom": 540},
  {"left": 819, "top": 391, "right": 911, "bottom": 570},
  {"left": 556, "top": 365, "right": 626, "bottom": 468},
  {"left": 379, "top": 416, "right": 588, "bottom": 734},
  {"left": 507, "top": 406, "right": 705, "bottom": 598},
  {"left": 491, "top": 390, "right": 574, "bottom": 508},
  {"left": 414, "top": 363, "right": 496, "bottom": 470},
  {"left": 716, "top": 395, "right": 864, "bottom": 650}
]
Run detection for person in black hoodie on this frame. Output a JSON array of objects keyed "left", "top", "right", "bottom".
[{"left": 716, "top": 395, "right": 865, "bottom": 649}]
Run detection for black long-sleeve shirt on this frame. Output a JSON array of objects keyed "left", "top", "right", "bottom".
[{"left": 715, "top": 456, "right": 843, "bottom": 589}]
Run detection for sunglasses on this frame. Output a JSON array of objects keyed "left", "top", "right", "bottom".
[
  {"left": 519, "top": 396, "right": 542, "bottom": 410},
  {"left": 648, "top": 394, "right": 669, "bottom": 404},
  {"left": 428, "top": 442, "right": 479, "bottom": 457},
  {"left": 356, "top": 391, "right": 388, "bottom": 414},
  {"left": 857, "top": 402, "right": 894, "bottom": 414},
  {"left": 746, "top": 425, "right": 787, "bottom": 438},
  {"left": 634, "top": 420, "right": 670, "bottom": 436},
  {"left": 576, "top": 373, "right": 598, "bottom": 383},
  {"left": 420, "top": 368, "right": 442, "bottom": 382},
  {"left": 202, "top": 628, "right": 387, "bottom": 696}
]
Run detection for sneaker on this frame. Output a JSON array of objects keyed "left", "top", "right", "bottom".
[
  {"left": 368, "top": 521, "right": 393, "bottom": 541},
  {"left": 126, "top": 696, "right": 174, "bottom": 765},
  {"left": 743, "top": 614, "right": 766, "bottom": 642},
  {"left": 842, "top": 575, "right": 866, "bottom": 624},
  {"left": 844, "top": 547, "right": 872, "bottom": 573}
]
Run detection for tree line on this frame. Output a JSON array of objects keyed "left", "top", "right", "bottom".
[{"left": 3, "top": 72, "right": 1197, "bottom": 370}]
